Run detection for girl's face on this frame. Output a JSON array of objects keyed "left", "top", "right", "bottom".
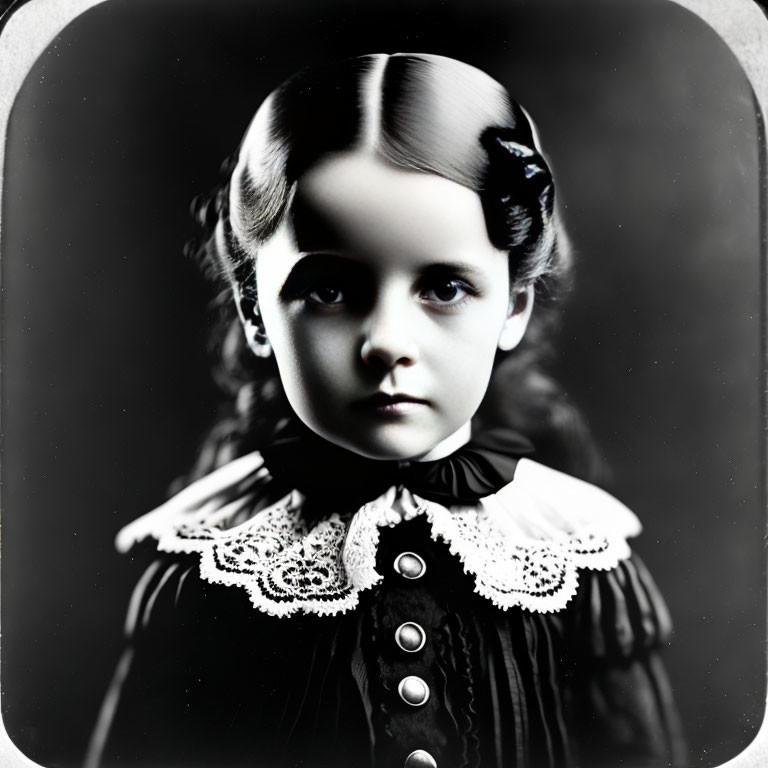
[{"left": 253, "top": 152, "right": 532, "bottom": 460}]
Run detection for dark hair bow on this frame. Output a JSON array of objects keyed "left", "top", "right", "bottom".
[{"left": 480, "top": 127, "right": 555, "bottom": 255}]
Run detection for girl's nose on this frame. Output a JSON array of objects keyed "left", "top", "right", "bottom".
[{"left": 360, "top": 296, "right": 419, "bottom": 370}]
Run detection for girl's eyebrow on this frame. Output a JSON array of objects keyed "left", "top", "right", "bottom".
[
  {"left": 419, "top": 261, "right": 484, "bottom": 276},
  {"left": 417, "top": 262, "right": 489, "bottom": 287},
  {"left": 278, "top": 253, "right": 368, "bottom": 299},
  {"left": 296, "top": 249, "right": 347, "bottom": 259}
]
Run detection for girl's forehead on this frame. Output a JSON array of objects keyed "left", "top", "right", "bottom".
[{"left": 289, "top": 151, "right": 502, "bottom": 267}]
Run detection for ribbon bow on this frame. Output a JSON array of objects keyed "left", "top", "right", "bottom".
[{"left": 260, "top": 422, "right": 534, "bottom": 517}]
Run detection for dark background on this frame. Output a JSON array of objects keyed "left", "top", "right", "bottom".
[{"left": 1, "top": 0, "right": 764, "bottom": 766}]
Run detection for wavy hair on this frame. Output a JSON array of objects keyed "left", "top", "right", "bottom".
[{"left": 184, "top": 53, "right": 603, "bottom": 483}]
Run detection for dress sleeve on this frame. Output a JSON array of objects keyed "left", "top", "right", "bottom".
[
  {"left": 84, "top": 552, "right": 210, "bottom": 768},
  {"left": 84, "top": 551, "right": 353, "bottom": 768},
  {"left": 564, "top": 553, "right": 688, "bottom": 768}
]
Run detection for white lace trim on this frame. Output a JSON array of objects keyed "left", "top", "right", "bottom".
[{"left": 116, "top": 454, "right": 641, "bottom": 617}]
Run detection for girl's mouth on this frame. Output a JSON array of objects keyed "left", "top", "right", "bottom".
[{"left": 354, "top": 392, "right": 430, "bottom": 416}]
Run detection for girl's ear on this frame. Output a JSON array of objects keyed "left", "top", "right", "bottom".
[
  {"left": 498, "top": 285, "right": 534, "bottom": 351},
  {"left": 234, "top": 286, "right": 273, "bottom": 358}
]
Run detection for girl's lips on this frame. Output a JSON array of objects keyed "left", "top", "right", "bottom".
[{"left": 354, "top": 393, "right": 430, "bottom": 416}]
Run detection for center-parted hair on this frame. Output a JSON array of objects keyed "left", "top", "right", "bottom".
[{"left": 186, "top": 53, "right": 602, "bottom": 483}]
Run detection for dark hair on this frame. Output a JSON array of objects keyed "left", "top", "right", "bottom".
[{"left": 185, "top": 53, "right": 603, "bottom": 483}]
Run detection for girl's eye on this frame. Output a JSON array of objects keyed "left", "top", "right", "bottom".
[
  {"left": 306, "top": 286, "right": 345, "bottom": 305},
  {"left": 421, "top": 279, "right": 470, "bottom": 304}
]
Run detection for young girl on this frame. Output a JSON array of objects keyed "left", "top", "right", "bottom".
[{"left": 87, "top": 54, "right": 686, "bottom": 768}]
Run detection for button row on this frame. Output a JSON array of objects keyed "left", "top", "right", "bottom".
[{"left": 393, "top": 552, "right": 436, "bottom": 766}]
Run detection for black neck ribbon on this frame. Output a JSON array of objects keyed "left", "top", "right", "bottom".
[{"left": 260, "top": 422, "right": 534, "bottom": 515}]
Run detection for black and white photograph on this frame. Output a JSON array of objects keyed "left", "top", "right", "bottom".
[{"left": 0, "top": 1, "right": 766, "bottom": 767}]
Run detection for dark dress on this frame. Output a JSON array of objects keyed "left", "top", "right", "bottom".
[
  {"left": 87, "top": 429, "right": 685, "bottom": 768},
  {"left": 89, "top": 514, "right": 685, "bottom": 768}
]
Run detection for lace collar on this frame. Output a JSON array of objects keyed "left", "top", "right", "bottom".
[{"left": 116, "top": 452, "right": 641, "bottom": 617}]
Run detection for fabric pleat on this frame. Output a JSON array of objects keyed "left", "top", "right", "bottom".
[
  {"left": 570, "top": 555, "right": 673, "bottom": 662},
  {"left": 486, "top": 651, "right": 505, "bottom": 768},
  {"left": 494, "top": 614, "right": 529, "bottom": 768}
]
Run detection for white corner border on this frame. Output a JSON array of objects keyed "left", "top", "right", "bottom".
[{"left": 0, "top": 0, "right": 766, "bottom": 767}]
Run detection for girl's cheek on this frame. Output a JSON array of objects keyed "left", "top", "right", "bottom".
[
  {"left": 290, "top": 321, "right": 353, "bottom": 368},
  {"left": 439, "top": 309, "right": 508, "bottom": 348}
]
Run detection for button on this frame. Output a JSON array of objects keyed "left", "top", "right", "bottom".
[
  {"left": 395, "top": 622, "right": 426, "bottom": 653},
  {"left": 404, "top": 749, "right": 437, "bottom": 768},
  {"left": 394, "top": 552, "right": 426, "bottom": 579},
  {"left": 398, "top": 676, "right": 430, "bottom": 706}
]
